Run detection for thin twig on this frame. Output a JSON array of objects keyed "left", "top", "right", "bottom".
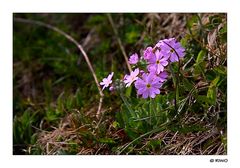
[
  {"left": 107, "top": 14, "right": 132, "bottom": 73},
  {"left": 14, "top": 17, "right": 104, "bottom": 118}
]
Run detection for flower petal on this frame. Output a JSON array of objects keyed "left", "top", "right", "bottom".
[{"left": 161, "top": 60, "right": 168, "bottom": 66}]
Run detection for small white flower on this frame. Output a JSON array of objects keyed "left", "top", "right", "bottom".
[
  {"left": 124, "top": 68, "right": 139, "bottom": 87},
  {"left": 100, "top": 72, "right": 114, "bottom": 90}
]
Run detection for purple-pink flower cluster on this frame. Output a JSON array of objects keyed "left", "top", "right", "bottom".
[{"left": 100, "top": 38, "right": 185, "bottom": 99}]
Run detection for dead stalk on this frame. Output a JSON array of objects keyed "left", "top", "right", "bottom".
[{"left": 107, "top": 14, "right": 132, "bottom": 73}]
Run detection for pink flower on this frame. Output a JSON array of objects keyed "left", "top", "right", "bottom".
[
  {"left": 147, "top": 50, "right": 169, "bottom": 74},
  {"left": 100, "top": 72, "right": 114, "bottom": 90},
  {"left": 160, "top": 38, "right": 185, "bottom": 62},
  {"left": 135, "top": 72, "right": 162, "bottom": 99},
  {"left": 128, "top": 53, "right": 139, "bottom": 64},
  {"left": 143, "top": 47, "right": 155, "bottom": 60},
  {"left": 124, "top": 68, "right": 139, "bottom": 87}
]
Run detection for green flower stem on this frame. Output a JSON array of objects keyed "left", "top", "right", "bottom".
[
  {"left": 149, "top": 98, "right": 152, "bottom": 125},
  {"left": 119, "top": 91, "right": 136, "bottom": 118},
  {"left": 163, "top": 41, "right": 181, "bottom": 114},
  {"left": 150, "top": 98, "right": 157, "bottom": 124},
  {"left": 169, "top": 64, "right": 179, "bottom": 113}
]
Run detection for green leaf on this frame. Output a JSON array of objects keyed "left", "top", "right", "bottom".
[
  {"left": 187, "top": 15, "right": 198, "bottom": 29},
  {"left": 196, "top": 50, "right": 206, "bottom": 63},
  {"left": 66, "top": 95, "right": 74, "bottom": 110},
  {"left": 207, "top": 86, "right": 217, "bottom": 105},
  {"left": 147, "top": 139, "right": 161, "bottom": 150},
  {"left": 169, "top": 64, "right": 177, "bottom": 86},
  {"left": 196, "top": 95, "right": 208, "bottom": 103},
  {"left": 45, "top": 107, "right": 58, "bottom": 122},
  {"left": 207, "top": 76, "right": 220, "bottom": 105},
  {"left": 56, "top": 92, "right": 64, "bottom": 114},
  {"left": 206, "top": 69, "right": 216, "bottom": 81},
  {"left": 125, "top": 86, "right": 132, "bottom": 97},
  {"left": 112, "top": 121, "right": 120, "bottom": 129},
  {"left": 99, "top": 138, "right": 116, "bottom": 144},
  {"left": 193, "top": 61, "right": 206, "bottom": 79},
  {"left": 213, "top": 66, "right": 227, "bottom": 76},
  {"left": 124, "top": 128, "right": 140, "bottom": 140},
  {"left": 75, "top": 88, "right": 83, "bottom": 107},
  {"left": 210, "top": 76, "right": 220, "bottom": 87},
  {"left": 180, "top": 35, "right": 190, "bottom": 47},
  {"left": 183, "top": 78, "right": 194, "bottom": 91},
  {"left": 219, "top": 24, "right": 227, "bottom": 43}
]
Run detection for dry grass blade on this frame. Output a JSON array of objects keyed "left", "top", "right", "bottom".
[{"left": 107, "top": 14, "right": 132, "bottom": 73}]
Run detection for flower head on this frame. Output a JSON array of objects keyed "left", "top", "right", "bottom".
[
  {"left": 143, "top": 47, "right": 155, "bottom": 60},
  {"left": 147, "top": 50, "right": 169, "bottom": 74},
  {"left": 124, "top": 68, "right": 139, "bottom": 87},
  {"left": 100, "top": 72, "right": 114, "bottom": 90},
  {"left": 135, "top": 72, "right": 162, "bottom": 98},
  {"left": 161, "top": 38, "right": 185, "bottom": 62},
  {"left": 128, "top": 53, "right": 139, "bottom": 64}
]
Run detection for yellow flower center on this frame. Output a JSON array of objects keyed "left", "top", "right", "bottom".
[
  {"left": 156, "top": 60, "right": 160, "bottom": 64},
  {"left": 146, "top": 84, "right": 151, "bottom": 88},
  {"left": 170, "top": 49, "right": 174, "bottom": 53}
]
